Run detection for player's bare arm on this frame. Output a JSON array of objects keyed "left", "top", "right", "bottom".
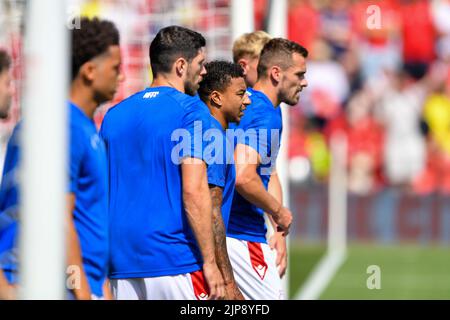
[
  {"left": 267, "top": 171, "right": 288, "bottom": 277},
  {"left": 67, "top": 194, "right": 91, "bottom": 300},
  {"left": 0, "top": 269, "right": 15, "bottom": 300},
  {"left": 102, "top": 278, "right": 113, "bottom": 300},
  {"left": 181, "top": 158, "right": 225, "bottom": 300},
  {"left": 209, "top": 185, "right": 245, "bottom": 300},
  {"left": 234, "top": 144, "right": 293, "bottom": 234}
]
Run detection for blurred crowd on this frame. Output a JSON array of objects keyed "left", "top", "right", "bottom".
[
  {"left": 279, "top": 0, "right": 450, "bottom": 196},
  {"left": 1, "top": 0, "right": 450, "bottom": 195}
]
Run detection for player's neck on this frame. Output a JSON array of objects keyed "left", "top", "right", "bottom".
[
  {"left": 253, "top": 81, "right": 279, "bottom": 107},
  {"left": 209, "top": 106, "right": 227, "bottom": 130},
  {"left": 70, "top": 84, "right": 99, "bottom": 120},
  {"left": 151, "top": 74, "right": 184, "bottom": 94}
]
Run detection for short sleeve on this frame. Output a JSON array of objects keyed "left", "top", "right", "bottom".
[
  {"left": 69, "top": 125, "right": 86, "bottom": 193},
  {"left": 235, "top": 110, "right": 273, "bottom": 158},
  {"left": 207, "top": 162, "right": 226, "bottom": 188},
  {"left": 180, "top": 101, "right": 212, "bottom": 161}
]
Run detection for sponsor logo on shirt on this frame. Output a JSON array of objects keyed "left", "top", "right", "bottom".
[{"left": 143, "top": 91, "right": 159, "bottom": 99}]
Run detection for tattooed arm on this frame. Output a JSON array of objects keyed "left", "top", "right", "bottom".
[{"left": 209, "top": 185, "right": 244, "bottom": 300}]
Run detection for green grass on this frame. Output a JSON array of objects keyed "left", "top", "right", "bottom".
[
  {"left": 321, "top": 244, "right": 450, "bottom": 299},
  {"left": 288, "top": 241, "right": 326, "bottom": 298},
  {"left": 289, "top": 243, "right": 450, "bottom": 300}
]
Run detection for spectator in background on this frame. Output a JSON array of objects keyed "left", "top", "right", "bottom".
[
  {"left": 375, "top": 67, "right": 428, "bottom": 188},
  {"left": 299, "top": 38, "right": 349, "bottom": 119},
  {"left": 413, "top": 64, "right": 450, "bottom": 194},
  {"left": 351, "top": 0, "right": 402, "bottom": 82},
  {"left": 325, "top": 89, "right": 384, "bottom": 194},
  {"left": 431, "top": 0, "right": 450, "bottom": 62},
  {"left": 288, "top": 0, "right": 320, "bottom": 51},
  {"left": 254, "top": 0, "right": 269, "bottom": 30},
  {"left": 319, "top": 0, "right": 353, "bottom": 60},
  {"left": 399, "top": 0, "right": 436, "bottom": 75}
]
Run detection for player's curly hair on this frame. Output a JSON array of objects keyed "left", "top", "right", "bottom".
[
  {"left": 198, "top": 60, "right": 244, "bottom": 103},
  {"left": 257, "top": 38, "right": 308, "bottom": 79},
  {"left": 71, "top": 17, "right": 120, "bottom": 80},
  {"left": 150, "top": 26, "right": 206, "bottom": 77},
  {"left": 0, "top": 49, "right": 11, "bottom": 74}
]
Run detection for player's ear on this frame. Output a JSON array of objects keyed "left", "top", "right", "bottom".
[
  {"left": 174, "top": 58, "right": 187, "bottom": 77},
  {"left": 79, "top": 61, "right": 97, "bottom": 82},
  {"left": 238, "top": 59, "right": 249, "bottom": 75},
  {"left": 269, "top": 66, "right": 281, "bottom": 83},
  {"left": 210, "top": 90, "right": 222, "bottom": 108}
]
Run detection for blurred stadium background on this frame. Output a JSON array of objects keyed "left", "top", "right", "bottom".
[{"left": 1, "top": 0, "right": 450, "bottom": 299}]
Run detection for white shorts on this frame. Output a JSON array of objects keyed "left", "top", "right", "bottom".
[
  {"left": 110, "top": 270, "right": 209, "bottom": 300},
  {"left": 226, "top": 237, "right": 285, "bottom": 300}
]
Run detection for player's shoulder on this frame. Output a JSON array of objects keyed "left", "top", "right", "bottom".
[
  {"left": 235, "top": 89, "right": 270, "bottom": 130},
  {"left": 104, "top": 88, "right": 150, "bottom": 116},
  {"left": 178, "top": 93, "right": 207, "bottom": 113},
  {"left": 68, "top": 103, "right": 95, "bottom": 132},
  {"left": 183, "top": 96, "right": 213, "bottom": 123},
  {"left": 243, "top": 88, "right": 269, "bottom": 116}
]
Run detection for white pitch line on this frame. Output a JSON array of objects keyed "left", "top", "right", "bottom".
[{"left": 294, "top": 249, "right": 347, "bottom": 300}]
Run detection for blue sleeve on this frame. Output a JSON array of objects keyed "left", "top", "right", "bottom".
[
  {"left": 207, "top": 162, "right": 226, "bottom": 188},
  {"left": 69, "top": 126, "right": 86, "bottom": 194},
  {"left": 235, "top": 109, "right": 273, "bottom": 158},
  {"left": 181, "top": 101, "right": 212, "bottom": 161}
]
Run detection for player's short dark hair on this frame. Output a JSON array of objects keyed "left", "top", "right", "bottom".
[
  {"left": 257, "top": 38, "right": 308, "bottom": 79},
  {"left": 198, "top": 60, "right": 245, "bottom": 103},
  {"left": 0, "top": 50, "right": 11, "bottom": 74},
  {"left": 150, "top": 26, "right": 206, "bottom": 77},
  {"left": 71, "top": 17, "right": 120, "bottom": 80}
]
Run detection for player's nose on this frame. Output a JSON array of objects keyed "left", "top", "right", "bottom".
[
  {"left": 243, "top": 94, "right": 251, "bottom": 107},
  {"left": 200, "top": 65, "right": 207, "bottom": 77},
  {"left": 301, "top": 78, "right": 308, "bottom": 88}
]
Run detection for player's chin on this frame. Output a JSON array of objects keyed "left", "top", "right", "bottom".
[
  {"left": 289, "top": 93, "right": 300, "bottom": 105},
  {"left": 234, "top": 113, "right": 243, "bottom": 123},
  {"left": 192, "top": 83, "right": 201, "bottom": 93},
  {"left": 106, "top": 92, "right": 116, "bottom": 101},
  {"left": 285, "top": 97, "right": 299, "bottom": 106}
]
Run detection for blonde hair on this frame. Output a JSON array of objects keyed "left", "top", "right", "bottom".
[{"left": 232, "top": 30, "right": 272, "bottom": 63}]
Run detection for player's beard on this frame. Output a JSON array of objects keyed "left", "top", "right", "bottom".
[
  {"left": 280, "top": 87, "right": 301, "bottom": 106},
  {"left": 184, "top": 79, "right": 200, "bottom": 96},
  {"left": 184, "top": 66, "right": 202, "bottom": 96}
]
